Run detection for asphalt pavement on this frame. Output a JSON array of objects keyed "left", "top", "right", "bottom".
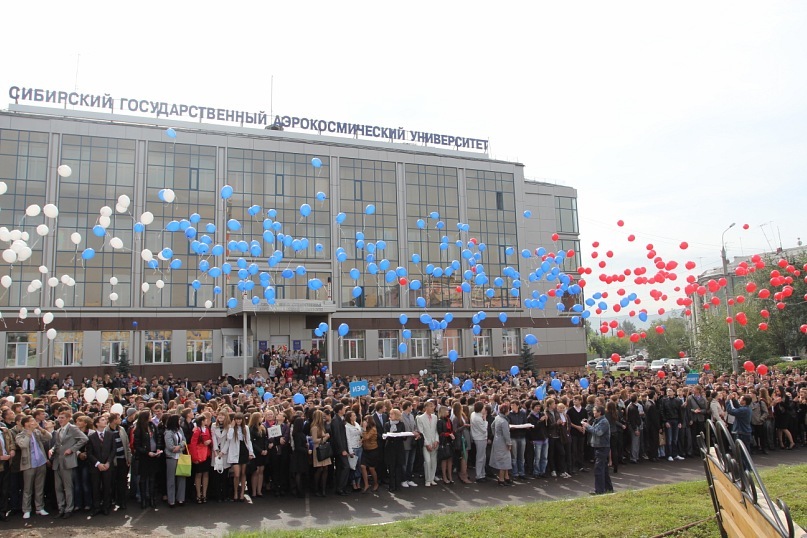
[{"left": 4, "top": 448, "right": 805, "bottom": 537}]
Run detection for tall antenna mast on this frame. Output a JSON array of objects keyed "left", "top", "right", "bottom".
[{"left": 270, "top": 75, "right": 273, "bottom": 121}]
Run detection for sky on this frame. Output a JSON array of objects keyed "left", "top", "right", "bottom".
[{"left": 2, "top": 1, "right": 806, "bottom": 318}]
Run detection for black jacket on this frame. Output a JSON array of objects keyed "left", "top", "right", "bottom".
[
  {"left": 626, "top": 403, "right": 642, "bottom": 431},
  {"left": 660, "top": 397, "right": 684, "bottom": 423},
  {"left": 330, "top": 415, "right": 348, "bottom": 455}
]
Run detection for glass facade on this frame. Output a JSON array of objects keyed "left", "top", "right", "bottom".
[
  {"left": 378, "top": 329, "right": 399, "bottom": 359},
  {"left": 555, "top": 196, "right": 579, "bottom": 234},
  {"left": 466, "top": 170, "right": 519, "bottom": 309},
  {"left": 187, "top": 329, "right": 213, "bottom": 362},
  {"left": 405, "top": 165, "right": 461, "bottom": 308},
  {"left": 502, "top": 328, "right": 520, "bottom": 356},
  {"left": 101, "top": 331, "right": 129, "bottom": 365},
  {"left": 473, "top": 329, "right": 492, "bottom": 356},
  {"left": 5, "top": 332, "right": 37, "bottom": 367},
  {"left": 339, "top": 159, "right": 399, "bottom": 308},
  {"left": 0, "top": 129, "right": 48, "bottom": 307},
  {"left": 144, "top": 330, "right": 172, "bottom": 363},
  {"left": 409, "top": 329, "right": 430, "bottom": 358},
  {"left": 341, "top": 330, "right": 365, "bottom": 360},
  {"left": 54, "top": 331, "right": 83, "bottom": 366},
  {"left": 442, "top": 328, "right": 462, "bottom": 357},
  {"left": 145, "top": 142, "right": 216, "bottom": 308}
]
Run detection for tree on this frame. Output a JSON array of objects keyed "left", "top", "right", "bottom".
[
  {"left": 588, "top": 335, "right": 630, "bottom": 358},
  {"left": 429, "top": 337, "right": 447, "bottom": 379},
  {"left": 644, "top": 316, "right": 691, "bottom": 361},
  {"left": 520, "top": 343, "right": 535, "bottom": 372},
  {"left": 116, "top": 348, "right": 131, "bottom": 376},
  {"left": 620, "top": 320, "right": 638, "bottom": 335}
]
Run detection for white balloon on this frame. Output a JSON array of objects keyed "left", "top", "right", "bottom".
[
  {"left": 155, "top": 279, "right": 165, "bottom": 289},
  {"left": 38, "top": 265, "right": 48, "bottom": 274},
  {"left": 1, "top": 275, "right": 11, "bottom": 288},
  {"left": 57, "top": 164, "right": 72, "bottom": 177},
  {"left": 67, "top": 277, "right": 75, "bottom": 287},
  {"left": 17, "top": 247, "right": 32, "bottom": 262},
  {"left": 2, "top": 249, "right": 17, "bottom": 264},
  {"left": 204, "top": 300, "right": 213, "bottom": 309},
  {"left": 156, "top": 250, "right": 167, "bottom": 261},
  {"left": 27, "top": 284, "right": 35, "bottom": 294},
  {"left": 33, "top": 307, "right": 41, "bottom": 315},
  {"left": 10, "top": 240, "right": 26, "bottom": 254},
  {"left": 109, "top": 292, "right": 119, "bottom": 302},
  {"left": 115, "top": 203, "right": 128, "bottom": 214},
  {"left": 0, "top": 181, "right": 6, "bottom": 195},
  {"left": 117, "top": 194, "right": 130, "bottom": 207},
  {"left": 9, "top": 229, "right": 21, "bottom": 241},
  {"left": 141, "top": 282, "right": 150, "bottom": 293},
  {"left": 5, "top": 396, "right": 13, "bottom": 403},
  {"left": 30, "top": 279, "right": 42, "bottom": 290},
  {"left": 25, "top": 204, "right": 41, "bottom": 217},
  {"left": 164, "top": 189, "right": 176, "bottom": 203},
  {"left": 98, "top": 215, "right": 111, "bottom": 229},
  {"left": 109, "top": 237, "right": 124, "bottom": 249},
  {"left": 43, "top": 312, "right": 54, "bottom": 324},
  {"left": 109, "top": 276, "right": 119, "bottom": 286},
  {"left": 36, "top": 224, "right": 49, "bottom": 236},
  {"left": 140, "top": 249, "right": 153, "bottom": 262},
  {"left": 48, "top": 276, "right": 59, "bottom": 287},
  {"left": 20, "top": 231, "right": 29, "bottom": 242},
  {"left": 110, "top": 403, "right": 124, "bottom": 415},
  {"left": 0, "top": 227, "right": 9, "bottom": 242},
  {"left": 96, "top": 387, "right": 109, "bottom": 404},
  {"left": 99, "top": 206, "right": 113, "bottom": 217},
  {"left": 43, "top": 203, "right": 59, "bottom": 218},
  {"left": 47, "top": 328, "right": 57, "bottom": 340},
  {"left": 55, "top": 298, "right": 65, "bottom": 308},
  {"left": 83, "top": 387, "right": 96, "bottom": 403},
  {"left": 70, "top": 232, "right": 82, "bottom": 245},
  {"left": 57, "top": 388, "right": 66, "bottom": 399},
  {"left": 19, "top": 307, "right": 27, "bottom": 320},
  {"left": 140, "top": 211, "right": 154, "bottom": 225},
  {"left": 60, "top": 274, "right": 70, "bottom": 284}
]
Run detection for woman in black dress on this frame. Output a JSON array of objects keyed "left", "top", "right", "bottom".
[
  {"left": 774, "top": 387, "right": 796, "bottom": 449},
  {"left": 289, "top": 415, "right": 309, "bottom": 498},
  {"left": 133, "top": 410, "right": 161, "bottom": 509},
  {"left": 248, "top": 412, "right": 268, "bottom": 498}
]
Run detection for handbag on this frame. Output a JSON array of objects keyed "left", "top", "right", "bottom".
[
  {"left": 316, "top": 441, "right": 333, "bottom": 461},
  {"left": 176, "top": 445, "right": 192, "bottom": 477},
  {"left": 213, "top": 455, "right": 225, "bottom": 473},
  {"left": 438, "top": 443, "right": 452, "bottom": 461}
]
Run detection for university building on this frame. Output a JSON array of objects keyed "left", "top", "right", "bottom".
[{"left": 0, "top": 101, "right": 585, "bottom": 380}]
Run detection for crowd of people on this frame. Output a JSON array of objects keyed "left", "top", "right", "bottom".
[{"left": 0, "top": 355, "right": 805, "bottom": 523}]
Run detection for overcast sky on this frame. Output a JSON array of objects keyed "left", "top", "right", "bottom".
[{"left": 2, "top": 1, "right": 805, "bottom": 317}]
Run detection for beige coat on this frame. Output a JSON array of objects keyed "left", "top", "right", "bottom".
[{"left": 15, "top": 428, "right": 52, "bottom": 472}]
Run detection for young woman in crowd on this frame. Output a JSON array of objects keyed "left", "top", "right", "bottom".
[
  {"left": 211, "top": 409, "right": 231, "bottom": 502},
  {"left": 189, "top": 414, "right": 212, "bottom": 503},
  {"left": 309, "top": 409, "right": 331, "bottom": 498},
  {"left": 248, "top": 412, "right": 268, "bottom": 498},
  {"left": 227, "top": 413, "right": 253, "bottom": 502}
]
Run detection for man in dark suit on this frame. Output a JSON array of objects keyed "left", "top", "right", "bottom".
[
  {"left": 372, "top": 402, "right": 389, "bottom": 482},
  {"left": 330, "top": 403, "right": 349, "bottom": 496},
  {"left": 86, "top": 416, "right": 115, "bottom": 516},
  {"left": 626, "top": 395, "right": 642, "bottom": 463},
  {"left": 50, "top": 410, "right": 88, "bottom": 518},
  {"left": 0, "top": 423, "right": 17, "bottom": 520}
]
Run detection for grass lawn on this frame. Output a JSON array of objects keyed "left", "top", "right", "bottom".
[{"left": 229, "top": 464, "right": 807, "bottom": 538}]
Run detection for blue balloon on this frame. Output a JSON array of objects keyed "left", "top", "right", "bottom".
[
  {"left": 165, "top": 128, "right": 177, "bottom": 139},
  {"left": 410, "top": 280, "right": 421, "bottom": 290},
  {"left": 227, "top": 297, "right": 237, "bottom": 308},
  {"left": 316, "top": 191, "right": 326, "bottom": 201},
  {"left": 281, "top": 269, "right": 293, "bottom": 279},
  {"left": 335, "top": 212, "right": 346, "bottom": 225},
  {"left": 399, "top": 314, "right": 408, "bottom": 325},
  {"left": 535, "top": 386, "right": 545, "bottom": 400},
  {"left": 311, "top": 157, "right": 322, "bottom": 168},
  {"left": 338, "top": 323, "right": 349, "bottom": 337},
  {"left": 351, "top": 286, "right": 362, "bottom": 298},
  {"left": 639, "top": 311, "right": 648, "bottom": 322},
  {"left": 220, "top": 185, "right": 234, "bottom": 199},
  {"left": 293, "top": 393, "right": 306, "bottom": 405},
  {"left": 580, "top": 378, "right": 590, "bottom": 389},
  {"left": 510, "top": 365, "right": 520, "bottom": 376},
  {"left": 365, "top": 204, "right": 376, "bottom": 215},
  {"left": 166, "top": 221, "right": 180, "bottom": 232},
  {"left": 402, "top": 329, "right": 411, "bottom": 339},
  {"left": 524, "top": 334, "right": 538, "bottom": 346},
  {"left": 498, "top": 312, "right": 508, "bottom": 324},
  {"left": 398, "top": 343, "right": 407, "bottom": 354},
  {"left": 209, "top": 267, "right": 222, "bottom": 278},
  {"left": 419, "top": 313, "right": 432, "bottom": 324},
  {"left": 429, "top": 211, "right": 439, "bottom": 219},
  {"left": 170, "top": 259, "right": 182, "bottom": 270},
  {"left": 81, "top": 248, "right": 95, "bottom": 260},
  {"left": 300, "top": 203, "right": 312, "bottom": 217},
  {"left": 462, "top": 379, "right": 473, "bottom": 392},
  {"left": 444, "top": 313, "right": 454, "bottom": 323},
  {"left": 160, "top": 248, "right": 173, "bottom": 259},
  {"left": 133, "top": 222, "right": 145, "bottom": 233},
  {"left": 213, "top": 286, "right": 222, "bottom": 295},
  {"left": 295, "top": 265, "right": 306, "bottom": 276},
  {"left": 452, "top": 377, "right": 460, "bottom": 386},
  {"left": 314, "top": 328, "right": 323, "bottom": 337},
  {"left": 227, "top": 219, "right": 241, "bottom": 231},
  {"left": 315, "top": 243, "right": 324, "bottom": 252},
  {"left": 551, "top": 379, "right": 562, "bottom": 391},
  {"left": 416, "top": 297, "right": 426, "bottom": 308},
  {"left": 147, "top": 259, "right": 158, "bottom": 269},
  {"left": 472, "top": 324, "right": 481, "bottom": 335},
  {"left": 523, "top": 210, "right": 532, "bottom": 218},
  {"left": 251, "top": 296, "right": 260, "bottom": 305},
  {"left": 416, "top": 219, "right": 426, "bottom": 229},
  {"left": 485, "top": 288, "right": 495, "bottom": 298},
  {"left": 92, "top": 225, "right": 106, "bottom": 238},
  {"left": 448, "top": 349, "right": 458, "bottom": 362},
  {"left": 349, "top": 268, "right": 360, "bottom": 280},
  {"left": 185, "top": 227, "right": 197, "bottom": 239}
]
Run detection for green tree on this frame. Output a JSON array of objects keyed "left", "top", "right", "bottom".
[
  {"left": 620, "top": 320, "right": 638, "bottom": 335},
  {"left": 116, "top": 348, "right": 131, "bottom": 376},
  {"left": 429, "top": 337, "right": 447, "bottom": 379},
  {"left": 520, "top": 343, "right": 535, "bottom": 372},
  {"left": 588, "top": 335, "right": 630, "bottom": 358},
  {"left": 645, "top": 316, "right": 691, "bottom": 361}
]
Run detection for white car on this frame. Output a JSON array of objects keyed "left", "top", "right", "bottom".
[
  {"left": 632, "top": 360, "right": 648, "bottom": 372},
  {"left": 779, "top": 356, "right": 800, "bottom": 362},
  {"left": 650, "top": 359, "right": 666, "bottom": 372}
]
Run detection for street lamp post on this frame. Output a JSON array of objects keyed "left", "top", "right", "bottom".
[{"left": 721, "top": 223, "right": 739, "bottom": 374}]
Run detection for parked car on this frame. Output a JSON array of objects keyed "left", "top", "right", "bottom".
[
  {"left": 615, "top": 362, "right": 631, "bottom": 371},
  {"left": 779, "top": 356, "right": 800, "bottom": 362},
  {"left": 665, "top": 358, "right": 684, "bottom": 369},
  {"left": 632, "top": 360, "right": 648, "bottom": 372},
  {"left": 650, "top": 359, "right": 666, "bottom": 372}
]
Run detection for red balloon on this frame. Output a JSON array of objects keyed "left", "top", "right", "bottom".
[
  {"left": 617, "top": 220, "right": 624, "bottom": 227},
  {"left": 551, "top": 233, "right": 559, "bottom": 241},
  {"left": 734, "top": 339, "right": 745, "bottom": 351},
  {"left": 758, "top": 322, "right": 768, "bottom": 331},
  {"left": 743, "top": 360, "right": 754, "bottom": 372},
  {"left": 757, "top": 364, "right": 768, "bottom": 376},
  {"left": 679, "top": 242, "right": 688, "bottom": 250},
  {"left": 469, "top": 237, "right": 478, "bottom": 245},
  {"left": 455, "top": 286, "right": 462, "bottom": 293},
  {"left": 616, "top": 330, "right": 625, "bottom": 338},
  {"left": 398, "top": 277, "right": 408, "bottom": 286},
  {"left": 657, "top": 371, "right": 666, "bottom": 379},
  {"left": 627, "top": 234, "right": 635, "bottom": 242},
  {"left": 801, "top": 324, "right": 807, "bottom": 334},
  {"left": 703, "top": 363, "right": 711, "bottom": 371},
  {"left": 630, "top": 333, "right": 640, "bottom": 343},
  {"left": 679, "top": 351, "right": 685, "bottom": 358},
  {"left": 655, "top": 326, "right": 665, "bottom": 334},
  {"left": 745, "top": 282, "right": 757, "bottom": 293},
  {"left": 758, "top": 289, "right": 771, "bottom": 299},
  {"left": 600, "top": 325, "right": 609, "bottom": 334},
  {"left": 611, "top": 353, "right": 621, "bottom": 363},
  {"left": 743, "top": 223, "right": 750, "bottom": 230},
  {"left": 685, "top": 261, "right": 696, "bottom": 270}
]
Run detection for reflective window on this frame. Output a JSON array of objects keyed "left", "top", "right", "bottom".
[
  {"left": 0, "top": 129, "right": 48, "bottom": 307},
  {"left": 555, "top": 196, "right": 579, "bottom": 234},
  {"left": 473, "top": 329, "right": 491, "bottom": 357},
  {"left": 55, "top": 135, "right": 135, "bottom": 308},
  {"left": 187, "top": 330, "right": 213, "bottom": 362},
  {"left": 54, "top": 331, "right": 83, "bottom": 366},
  {"left": 502, "top": 328, "right": 520, "bottom": 356},
  {"left": 339, "top": 159, "right": 399, "bottom": 308},
  {"left": 6, "top": 332, "right": 37, "bottom": 368},
  {"left": 466, "top": 169, "right": 519, "bottom": 309},
  {"left": 441, "top": 328, "right": 462, "bottom": 357},
  {"left": 405, "top": 165, "right": 461, "bottom": 308},
  {"left": 227, "top": 149, "right": 330, "bottom": 259},
  {"left": 341, "top": 330, "right": 365, "bottom": 360},
  {"left": 409, "top": 329, "right": 430, "bottom": 358},
  {"left": 224, "top": 335, "right": 252, "bottom": 358},
  {"left": 378, "top": 330, "right": 399, "bottom": 359},
  {"left": 144, "top": 330, "right": 171, "bottom": 363},
  {"left": 311, "top": 330, "right": 327, "bottom": 359},
  {"left": 101, "top": 331, "right": 129, "bottom": 365}
]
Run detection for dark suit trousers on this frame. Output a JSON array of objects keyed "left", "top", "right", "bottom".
[
  {"left": 334, "top": 454, "right": 350, "bottom": 493},
  {"left": 113, "top": 460, "right": 129, "bottom": 507},
  {"left": 571, "top": 434, "right": 585, "bottom": 469},
  {"left": 90, "top": 466, "right": 113, "bottom": 512},
  {"left": 0, "top": 469, "right": 9, "bottom": 514}
]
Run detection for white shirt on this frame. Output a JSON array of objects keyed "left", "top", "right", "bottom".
[
  {"left": 345, "top": 422, "right": 363, "bottom": 451},
  {"left": 470, "top": 412, "right": 488, "bottom": 441}
]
